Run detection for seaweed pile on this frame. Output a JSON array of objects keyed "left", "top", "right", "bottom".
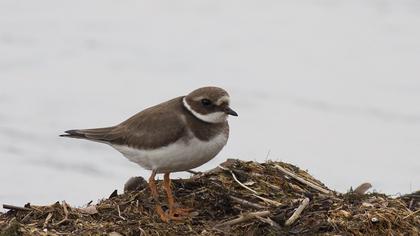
[{"left": 1, "top": 159, "right": 419, "bottom": 235}]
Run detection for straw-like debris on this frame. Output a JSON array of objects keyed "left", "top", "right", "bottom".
[{"left": 1, "top": 159, "right": 419, "bottom": 235}]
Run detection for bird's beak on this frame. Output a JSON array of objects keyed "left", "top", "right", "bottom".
[{"left": 224, "top": 107, "right": 238, "bottom": 116}]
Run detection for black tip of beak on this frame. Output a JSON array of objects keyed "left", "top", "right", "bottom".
[{"left": 225, "top": 107, "right": 238, "bottom": 116}]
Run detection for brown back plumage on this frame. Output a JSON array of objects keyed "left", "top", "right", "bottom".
[
  {"left": 61, "top": 96, "right": 229, "bottom": 150},
  {"left": 61, "top": 97, "right": 187, "bottom": 149}
]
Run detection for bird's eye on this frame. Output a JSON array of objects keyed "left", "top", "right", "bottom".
[{"left": 201, "top": 99, "right": 212, "bottom": 106}]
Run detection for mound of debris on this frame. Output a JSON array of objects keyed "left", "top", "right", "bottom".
[{"left": 1, "top": 159, "right": 419, "bottom": 235}]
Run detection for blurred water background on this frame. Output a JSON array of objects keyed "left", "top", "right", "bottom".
[{"left": 1, "top": 0, "right": 420, "bottom": 210}]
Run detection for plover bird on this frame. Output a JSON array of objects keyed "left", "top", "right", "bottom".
[{"left": 61, "top": 86, "right": 237, "bottom": 221}]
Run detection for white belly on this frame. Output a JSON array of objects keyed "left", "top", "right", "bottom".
[{"left": 111, "top": 133, "right": 228, "bottom": 173}]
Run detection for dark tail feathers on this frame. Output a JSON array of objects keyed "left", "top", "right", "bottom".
[
  {"left": 60, "top": 127, "right": 116, "bottom": 143},
  {"left": 60, "top": 129, "right": 88, "bottom": 139}
]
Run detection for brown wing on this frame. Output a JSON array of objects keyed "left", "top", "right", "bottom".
[{"left": 61, "top": 97, "right": 187, "bottom": 149}]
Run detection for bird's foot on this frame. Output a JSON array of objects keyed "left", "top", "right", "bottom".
[
  {"left": 155, "top": 207, "right": 195, "bottom": 222},
  {"left": 166, "top": 207, "right": 194, "bottom": 221},
  {"left": 170, "top": 207, "right": 193, "bottom": 217},
  {"left": 155, "top": 205, "right": 170, "bottom": 223}
]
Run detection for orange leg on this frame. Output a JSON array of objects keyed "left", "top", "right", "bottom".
[
  {"left": 148, "top": 170, "right": 169, "bottom": 222},
  {"left": 163, "top": 173, "right": 175, "bottom": 211},
  {"left": 163, "top": 172, "right": 192, "bottom": 219}
]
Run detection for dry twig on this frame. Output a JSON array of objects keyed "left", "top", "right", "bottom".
[
  {"left": 21, "top": 212, "right": 33, "bottom": 223},
  {"left": 274, "top": 165, "right": 331, "bottom": 195},
  {"left": 285, "top": 197, "right": 310, "bottom": 226},
  {"left": 43, "top": 212, "right": 53, "bottom": 228},
  {"left": 3, "top": 204, "right": 32, "bottom": 211},
  {"left": 255, "top": 215, "right": 282, "bottom": 230},
  {"left": 117, "top": 205, "right": 126, "bottom": 221},
  {"left": 219, "top": 165, "right": 282, "bottom": 207},
  {"left": 139, "top": 227, "right": 147, "bottom": 236},
  {"left": 55, "top": 201, "right": 70, "bottom": 226},
  {"left": 252, "top": 194, "right": 282, "bottom": 207},
  {"left": 403, "top": 209, "right": 420, "bottom": 219},
  {"left": 229, "top": 196, "right": 266, "bottom": 209},
  {"left": 219, "top": 165, "right": 258, "bottom": 194},
  {"left": 214, "top": 210, "right": 271, "bottom": 229}
]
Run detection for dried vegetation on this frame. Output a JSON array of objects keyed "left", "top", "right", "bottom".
[{"left": 1, "top": 159, "right": 419, "bottom": 235}]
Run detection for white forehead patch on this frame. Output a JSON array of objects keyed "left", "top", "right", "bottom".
[
  {"left": 183, "top": 97, "right": 228, "bottom": 123},
  {"left": 216, "top": 95, "right": 230, "bottom": 105},
  {"left": 192, "top": 96, "right": 205, "bottom": 102}
]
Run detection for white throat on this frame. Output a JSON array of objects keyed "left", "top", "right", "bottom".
[{"left": 182, "top": 97, "right": 227, "bottom": 123}]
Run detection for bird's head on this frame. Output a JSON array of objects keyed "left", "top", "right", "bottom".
[{"left": 183, "top": 86, "right": 238, "bottom": 123}]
